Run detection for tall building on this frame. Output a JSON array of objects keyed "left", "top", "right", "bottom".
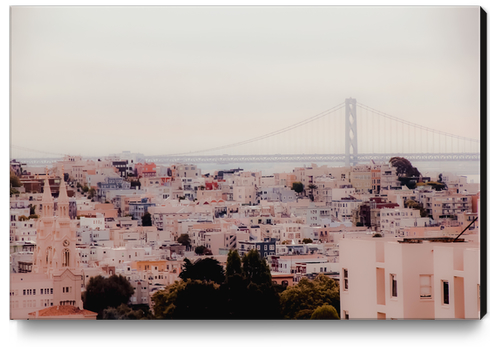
[{"left": 10, "top": 168, "right": 89, "bottom": 319}]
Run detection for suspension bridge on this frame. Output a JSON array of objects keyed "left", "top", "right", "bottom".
[{"left": 11, "top": 98, "right": 480, "bottom": 167}]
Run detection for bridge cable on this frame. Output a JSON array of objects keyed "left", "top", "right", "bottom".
[{"left": 164, "top": 102, "right": 345, "bottom": 156}]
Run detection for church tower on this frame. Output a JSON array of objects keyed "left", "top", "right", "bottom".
[
  {"left": 32, "top": 168, "right": 55, "bottom": 274},
  {"left": 32, "top": 167, "right": 83, "bottom": 308}
]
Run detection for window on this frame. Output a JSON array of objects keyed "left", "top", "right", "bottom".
[
  {"left": 391, "top": 274, "right": 397, "bottom": 297},
  {"left": 420, "top": 275, "right": 432, "bottom": 298},
  {"left": 442, "top": 280, "right": 450, "bottom": 305},
  {"left": 62, "top": 249, "right": 70, "bottom": 267},
  {"left": 343, "top": 269, "right": 348, "bottom": 290}
]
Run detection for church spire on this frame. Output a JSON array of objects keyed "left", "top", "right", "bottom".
[
  {"left": 58, "top": 165, "right": 70, "bottom": 219},
  {"left": 42, "top": 167, "right": 54, "bottom": 218}
]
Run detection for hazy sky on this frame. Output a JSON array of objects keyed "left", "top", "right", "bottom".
[{"left": 10, "top": 6, "right": 481, "bottom": 158}]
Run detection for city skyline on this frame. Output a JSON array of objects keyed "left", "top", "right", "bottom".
[{"left": 10, "top": 6, "right": 481, "bottom": 158}]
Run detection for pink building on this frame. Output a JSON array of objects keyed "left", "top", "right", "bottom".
[{"left": 339, "top": 235, "right": 480, "bottom": 320}]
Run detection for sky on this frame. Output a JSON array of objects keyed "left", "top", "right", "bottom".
[{"left": 9, "top": 5, "right": 481, "bottom": 159}]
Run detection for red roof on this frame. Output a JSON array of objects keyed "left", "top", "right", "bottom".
[{"left": 28, "top": 305, "right": 97, "bottom": 318}]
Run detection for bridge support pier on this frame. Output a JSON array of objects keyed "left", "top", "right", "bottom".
[{"left": 345, "top": 98, "right": 358, "bottom": 167}]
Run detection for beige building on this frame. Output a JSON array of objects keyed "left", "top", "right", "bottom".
[{"left": 11, "top": 171, "right": 94, "bottom": 319}]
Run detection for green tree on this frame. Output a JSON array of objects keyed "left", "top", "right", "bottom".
[
  {"left": 404, "top": 199, "right": 428, "bottom": 218},
  {"left": 242, "top": 249, "right": 272, "bottom": 285},
  {"left": 302, "top": 238, "right": 313, "bottom": 244},
  {"left": 389, "top": 157, "right": 421, "bottom": 178},
  {"left": 220, "top": 249, "right": 281, "bottom": 319},
  {"left": 10, "top": 171, "right": 22, "bottom": 187},
  {"left": 194, "top": 245, "right": 212, "bottom": 255},
  {"left": 310, "top": 304, "right": 340, "bottom": 320},
  {"left": 141, "top": 212, "right": 152, "bottom": 226},
  {"left": 82, "top": 275, "right": 134, "bottom": 319},
  {"left": 152, "top": 279, "right": 223, "bottom": 319},
  {"left": 177, "top": 233, "right": 191, "bottom": 250},
  {"left": 152, "top": 280, "right": 187, "bottom": 319},
  {"left": 225, "top": 250, "right": 242, "bottom": 279},
  {"left": 101, "top": 304, "right": 150, "bottom": 320},
  {"left": 87, "top": 187, "right": 96, "bottom": 199},
  {"left": 179, "top": 257, "right": 225, "bottom": 284},
  {"left": 307, "top": 184, "right": 318, "bottom": 201},
  {"left": 280, "top": 274, "right": 340, "bottom": 319},
  {"left": 291, "top": 182, "right": 304, "bottom": 195}
]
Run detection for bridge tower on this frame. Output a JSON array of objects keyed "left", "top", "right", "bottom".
[{"left": 345, "top": 98, "right": 358, "bottom": 167}]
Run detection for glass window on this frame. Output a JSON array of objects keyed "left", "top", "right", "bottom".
[
  {"left": 391, "top": 274, "right": 398, "bottom": 297},
  {"left": 442, "top": 280, "right": 450, "bottom": 305},
  {"left": 420, "top": 275, "right": 432, "bottom": 298}
]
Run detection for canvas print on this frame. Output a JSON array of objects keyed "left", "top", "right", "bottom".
[{"left": 9, "top": 6, "right": 483, "bottom": 320}]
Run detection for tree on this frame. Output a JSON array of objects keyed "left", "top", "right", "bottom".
[
  {"left": 291, "top": 182, "right": 304, "bottom": 195},
  {"left": 101, "top": 304, "right": 151, "bottom": 320},
  {"left": 307, "top": 184, "right": 318, "bottom": 201},
  {"left": 242, "top": 249, "right": 272, "bottom": 285},
  {"left": 404, "top": 199, "right": 429, "bottom": 218},
  {"left": 29, "top": 204, "right": 36, "bottom": 216},
  {"left": 82, "top": 275, "right": 134, "bottom": 319},
  {"left": 177, "top": 234, "right": 191, "bottom": 250},
  {"left": 179, "top": 257, "right": 225, "bottom": 284},
  {"left": 87, "top": 188, "right": 96, "bottom": 199},
  {"left": 310, "top": 304, "right": 340, "bottom": 320},
  {"left": 220, "top": 249, "right": 281, "bottom": 319},
  {"left": 10, "top": 171, "right": 22, "bottom": 187},
  {"left": 280, "top": 274, "right": 340, "bottom": 320},
  {"left": 141, "top": 212, "right": 152, "bottom": 226},
  {"left": 194, "top": 245, "right": 212, "bottom": 255},
  {"left": 389, "top": 157, "right": 421, "bottom": 178},
  {"left": 302, "top": 238, "right": 313, "bottom": 244},
  {"left": 225, "top": 250, "right": 242, "bottom": 279}
]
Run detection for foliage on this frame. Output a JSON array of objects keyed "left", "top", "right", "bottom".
[
  {"left": 141, "top": 212, "right": 152, "bottom": 226},
  {"left": 82, "top": 275, "right": 134, "bottom": 318},
  {"left": 82, "top": 185, "right": 89, "bottom": 193},
  {"left": 307, "top": 184, "right": 318, "bottom": 201},
  {"left": 152, "top": 280, "right": 188, "bottom": 319},
  {"left": 179, "top": 257, "right": 225, "bottom": 284},
  {"left": 18, "top": 215, "right": 29, "bottom": 221},
  {"left": 177, "top": 233, "right": 191, "bottom": 248},
  {"left": 154, "top": 249, "right": 282, "bottom": 320},
  {"left": 10, "top": 188, "right": 20, "bottom": 196},
  {"left": 225, "top": 250, "right": 242, "bottom": 278},
  {"left": 404, "top": 199, "right": 428, "bottom": 218},
  {"left": 87, "top": 188, "right": 96, "bottom": 199},
  {"left": 220, "top": 249, "right": 281, "bottom": 319},
  {"left": 389, "top": 157, "right": 421, "bottom": 177},
  {"left": 302, "top": 238, "right": 313, "bottom": 244},
  {"left": 152, "top": 279, "right": 223, "bottom": 319},
  {"left": 242, "top": 249, "right": 272, "bottom": 285},
  {"left": 194, "top": 245, "right": 212, "bottom": 255},
  {"left": 10, "top": 171, "right": 22, "bottom": 187},
  {"left": 28, "top": 214, "right": 39, "bottom": 219},
  {"left": 372, "top": 233, "right": 383, "bottom": 238},
  {"left": 310, "top": 304, "right": 340, "bottom": 320},
  {"left": 280, "top": 274, "right": 340, "bottom": 320},
  {"left": 101, "top": 304, "right": 151, "bottom": 320},
  {"left": 291, "top": 182, "right": 304, "bottom": 194}
]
